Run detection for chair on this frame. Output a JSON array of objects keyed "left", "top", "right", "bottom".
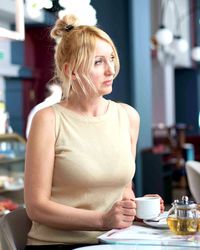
[
  {"left": 185, "top": 160, "right": 200, "bottom": 203},
  {"left": 0, "top": 207, "right": 32, "bottom": 250}
]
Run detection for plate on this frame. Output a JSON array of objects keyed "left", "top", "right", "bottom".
[{"left": 143, "top": 211, "right": 169, "bottom": 229}]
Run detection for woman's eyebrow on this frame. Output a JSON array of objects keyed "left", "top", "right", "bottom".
[{"left": 95, "top": 54, "right": 113, "bottom": 58}]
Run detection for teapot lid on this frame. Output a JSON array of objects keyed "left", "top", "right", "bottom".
[{"left": 172, "top": 196, "right": 197, "bottom": 209}]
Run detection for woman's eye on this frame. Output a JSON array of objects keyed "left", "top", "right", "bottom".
[
  {"left": 110, "top": 55, "right": 115, "bottom": 62},
  {"left": 94, "top": 59, "right": 103, "bottom": 65}
]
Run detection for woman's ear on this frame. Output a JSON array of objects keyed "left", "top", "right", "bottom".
[
  {"left": 63, "top": 63, "right": 69, "bottom": 76},
  {"left": 64, "top": 63, "right": 76, "bottom": 80}
]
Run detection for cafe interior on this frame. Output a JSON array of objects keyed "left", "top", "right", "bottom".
[{"left": 1, "top": 0, "right": 200, "bottom": 249}]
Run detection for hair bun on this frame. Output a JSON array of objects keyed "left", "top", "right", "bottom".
[{"left": 50, "top": 15, "right": 80, "bottom": 40}]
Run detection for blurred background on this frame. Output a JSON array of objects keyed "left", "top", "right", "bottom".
[{"left": 0, "top": 0, "right": 200, "bottom": 210}]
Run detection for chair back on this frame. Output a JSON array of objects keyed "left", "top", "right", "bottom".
[
  {"left": 186, "top": 160, "right": 200, "bottom": 203},
  {"left": 0, "top": 207, "right": 32, "bottom": 250}
]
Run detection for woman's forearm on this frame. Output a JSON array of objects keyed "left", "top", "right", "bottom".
[{"left": 26, "top": 199, "right": 104, "bottom": 231}]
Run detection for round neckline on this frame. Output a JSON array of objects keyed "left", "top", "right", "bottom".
[{"left": 55, "top": 100, "right": 113, "bottom": 123}]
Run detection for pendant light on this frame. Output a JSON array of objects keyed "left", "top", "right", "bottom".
[
  {"left": 155, "top": 0, "right": 173, "bottom": 46},
  {"left": 155, "top": 25, "right": 173, "bottom": 46},
  {"left": 171, "top": 36, "right": 188, "bottom": 53},
  {"left": 154, "top": 0, "right": 190, "bottom": 65},
  {"left": 191, "top": 47, "right": 200, "bottom": 62}
]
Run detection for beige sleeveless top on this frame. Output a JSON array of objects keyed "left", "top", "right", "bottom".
[{"left": 27, "top": 100, "right": 135, "bottom": 245}]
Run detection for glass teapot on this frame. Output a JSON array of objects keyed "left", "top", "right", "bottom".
[{"left": 167, "top": 196, "right": 198, "bottom": 235}]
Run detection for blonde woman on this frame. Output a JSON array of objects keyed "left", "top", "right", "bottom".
[{"left": 24, "top": 15, "right": 164, "bottom": 250}]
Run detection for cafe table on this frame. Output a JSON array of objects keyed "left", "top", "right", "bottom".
[
  {"left": 74, "top": 245, "right": 199, "bottom": 250},
  {"left": 74, "top": 220, "right": 200, "bottom": 249}
]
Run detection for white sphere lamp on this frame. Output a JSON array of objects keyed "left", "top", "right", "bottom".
[
  {"left": 155, "top": 25, "right": 173, "bottom": 46},
  {"left": 191, "top": 47, "right": 200, "bottom": 62},
  {"left": 171, "top": 35, "right": 189, "bottom": 53}
]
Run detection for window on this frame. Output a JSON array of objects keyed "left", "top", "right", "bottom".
[{"left": 0, "top": 0, "right": 25, "bottom": 41}]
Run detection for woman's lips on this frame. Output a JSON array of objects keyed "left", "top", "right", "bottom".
[{"left": 103, "top": 80, "right": 113, "bottom": 86}]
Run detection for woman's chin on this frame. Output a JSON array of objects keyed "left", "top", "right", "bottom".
[{"left": 100, "top": 86, "right": 112, "bottom": 96}]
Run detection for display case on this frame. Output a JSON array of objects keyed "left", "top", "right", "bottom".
[{"left": 0, "top": 133, "right": 26, "bottom": 206}]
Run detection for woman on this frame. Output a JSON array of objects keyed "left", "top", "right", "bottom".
[{"left": 24, "top": 15, "right": 164, "bottom": 249}]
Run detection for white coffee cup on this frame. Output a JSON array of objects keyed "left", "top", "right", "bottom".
[{"left": 135, "top": 196, "right": 160, "bottom": 220}]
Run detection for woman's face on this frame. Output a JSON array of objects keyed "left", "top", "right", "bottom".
[{"left": 89, "top": 38, "right": 115, "bottom": 96}]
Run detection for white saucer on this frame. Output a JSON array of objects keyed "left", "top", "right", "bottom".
[{"left": 143, "top": 211, "right": 169, "bottom": 229}]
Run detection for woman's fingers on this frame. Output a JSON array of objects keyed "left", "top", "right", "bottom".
[
  {"left": 122, "top": 207, "right": 136, "bottom": 216},
  {"left": 121, "top": 199, "right": 136, "bottom": 209}
]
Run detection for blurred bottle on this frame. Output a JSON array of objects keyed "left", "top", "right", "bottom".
[
  {"left": 5, "top": 113, "right": 13, "bottom": 134},
  {"left": 0, "top": 99, "right": 7, "bottom": 134}
]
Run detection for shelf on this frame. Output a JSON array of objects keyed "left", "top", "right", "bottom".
[
  {"left": 0, "top": 133, "right": 26, "bottom": 144},
  {"left": 0, "top": 157, "right": 24, "bottom": 165}
]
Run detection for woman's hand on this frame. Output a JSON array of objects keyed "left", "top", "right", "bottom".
[
  {"left": 144, "top": 194, "right": 165, "bottom": 213},
  {"left": 102, "top": 199, "right": 136, "bottom": 230}
]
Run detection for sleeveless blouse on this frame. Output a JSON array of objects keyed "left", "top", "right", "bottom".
[{"left": 27, "top": 100, "right": 135, "bottom": 245}]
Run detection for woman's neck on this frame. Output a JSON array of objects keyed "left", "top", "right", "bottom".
[{"left": 63, "top": 95, "right": 109, "bottom": 117}]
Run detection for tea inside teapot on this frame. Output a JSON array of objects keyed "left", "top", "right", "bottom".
[{"left": 167, "top": 196, "right": 198, "bottom": 235}]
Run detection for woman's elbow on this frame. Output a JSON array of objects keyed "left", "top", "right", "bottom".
[{"left": 25, "top": 199, "right": 46, "bottom": 222}]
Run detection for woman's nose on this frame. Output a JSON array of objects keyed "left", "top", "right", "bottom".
[{"left": 105, "top": 62, "right": 115, "bottom": 75}]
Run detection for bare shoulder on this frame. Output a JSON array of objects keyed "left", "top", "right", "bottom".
[
  {"left": 28, "top": 106, "right": 56, "bottom": 138},
  {"left": 119, "top": 103, "right": 140, "bottom": 125},
  {"left": 33, "top": 106, "right": 55, "bottom": 124}
]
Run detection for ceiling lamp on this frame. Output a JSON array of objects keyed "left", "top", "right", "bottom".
[
  {"left": 25, "top": 0, "right": 53, "bottom": 18},
  {"left": 43, "top": 0, "right": 53, "bottom": 9},
  {"left": 153, "top": 0, "right": 190, "bottom": 65},
  {"left": 191, "top": 47, "right": 200, "bottom": 62},
  {"left": 171, "top": 35, "right": 189, "bottom": 53},
  {"left": 58, "top": 0, "right": 97, "bottom": 25},
  {"left": 155, "top": 25, "right": 173, "bottom": 46},
  {"left": 155, "top": 0, "right": 173, "bottom": 47}
]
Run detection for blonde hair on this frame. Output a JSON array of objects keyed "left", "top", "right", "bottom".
[{"left": 50, "top": 15, "right": 120, "bottom": 100}]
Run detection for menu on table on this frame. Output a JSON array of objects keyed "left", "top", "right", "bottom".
[{"left": 98, "top": 224, "right": 200, "bottom": 247}]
